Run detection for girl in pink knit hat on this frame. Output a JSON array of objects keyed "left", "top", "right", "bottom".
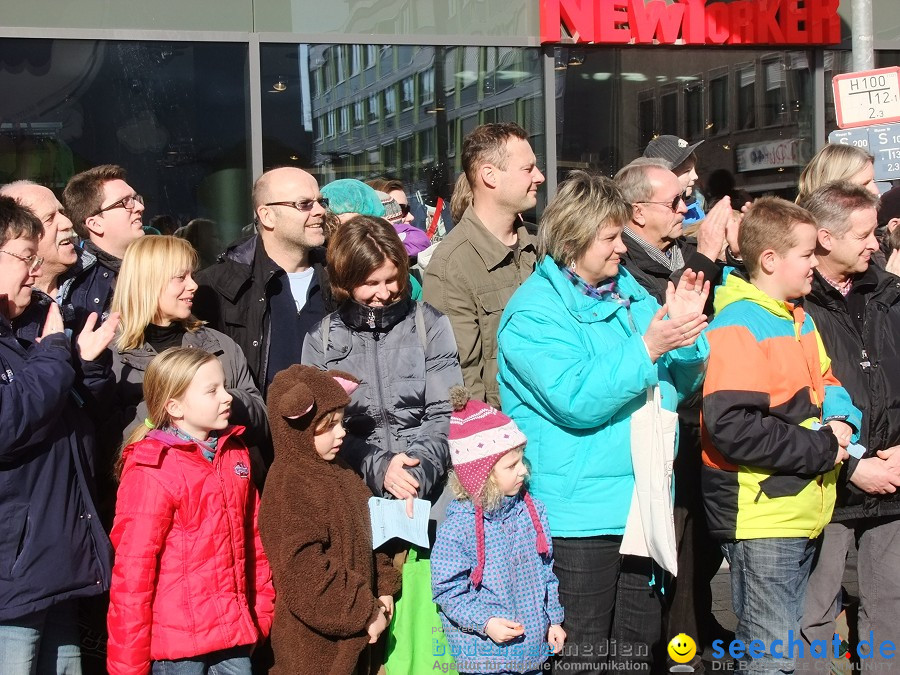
[{"left": 431, "top": 388, "right": 566, "bottom": 674}]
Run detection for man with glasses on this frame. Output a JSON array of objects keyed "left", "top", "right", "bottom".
[
  {"left": 62, "top": 165, "right": 145, "bottom": 324},
  {"left": 615, "top": 157, "right": 730, "bottom": 673},
  {"left": 0, "top": 195, "right": 119, "bottom": 674},
  {"left": 194, "top": 166, "right": 334, "bottom": 405}
]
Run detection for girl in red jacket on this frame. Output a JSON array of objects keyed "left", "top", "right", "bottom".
[{"left": 107, "top": 347, "right": 274, "bottom": 675}]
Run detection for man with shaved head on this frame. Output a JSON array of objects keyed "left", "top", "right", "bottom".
[
  {"left": 0, "top": 181, "right": 98, "bottom": 340},
  {"left": 194, "top": 166, "right": 333, "bottom": 397}
]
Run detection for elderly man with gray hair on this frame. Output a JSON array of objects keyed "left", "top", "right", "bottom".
[{"left": 614, "top": 158, "right": 734, "bottom": 669}]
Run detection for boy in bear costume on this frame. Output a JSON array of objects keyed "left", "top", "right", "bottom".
[{"left": 259, "top": 365, "right": 401, "bottom": 674}]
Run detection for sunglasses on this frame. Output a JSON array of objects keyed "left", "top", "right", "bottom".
[
  {"left": 636, "top": 194, "right": 684, "bottom": 213},
  {"left": 264, "top": 198, "right": 329, "bottom": 212},
  {"left": 398, "top": 203, "right": 411, "bottom": 217}
]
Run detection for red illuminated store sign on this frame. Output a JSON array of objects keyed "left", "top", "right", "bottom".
[{"left": 540, "top": 0, "right": 841, "bottom": 45}]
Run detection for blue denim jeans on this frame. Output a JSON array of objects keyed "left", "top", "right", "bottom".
[
  {"left": 0, "top": 600, "right": 82, "bottom": 675},
  {"left": 723, "top": 538, "right": 815, "bottom": 675},
  {"left": 151, "top": 646, "right": 252, "bottom": 674}
]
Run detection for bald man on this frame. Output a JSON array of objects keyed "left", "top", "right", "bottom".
[
  {"left": 0, "top": 181, "right": 105, "bottom": 341},
  {"left": 194, "top": 167, "right": 334, "bottom": 397}
]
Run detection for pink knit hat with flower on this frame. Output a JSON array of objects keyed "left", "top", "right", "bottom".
[{"left": 449, "top": 387, "right": 548, "bottom": 587}]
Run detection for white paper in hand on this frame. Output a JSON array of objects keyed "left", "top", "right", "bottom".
[{"left": 368, "top": 497, "right": 431, "bottom": 549}]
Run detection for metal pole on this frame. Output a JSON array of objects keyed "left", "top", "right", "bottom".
[{"left": 852, "top": 0, "right": 874, "bottom": 72}]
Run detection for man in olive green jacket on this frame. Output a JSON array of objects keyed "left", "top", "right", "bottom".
[{"left": 423, "top": 122, "right": 543, "bottom": 409}]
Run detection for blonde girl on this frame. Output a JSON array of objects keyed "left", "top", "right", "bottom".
[
  {"left": 107, "top": 347, "right": 274, "bottom": 674},
  {"left": 431, "top": 388, "right": 565, "bottom": 675}
]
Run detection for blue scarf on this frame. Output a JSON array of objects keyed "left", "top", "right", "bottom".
[{"left": 560, "top": 264, "right": 631, "bottom": 309}]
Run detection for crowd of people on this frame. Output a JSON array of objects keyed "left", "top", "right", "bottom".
[{"left": 1, "top": 121, "right": 900, "bottom": 675}]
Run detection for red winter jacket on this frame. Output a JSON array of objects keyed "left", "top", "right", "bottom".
[{"left": 107, "top": 427, "right": 274, "bottom": 674}]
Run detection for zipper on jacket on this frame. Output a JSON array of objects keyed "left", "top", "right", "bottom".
[
  {"left": 212, "top": 450, "right": 257, "bottom": 635},
  {"left": 370, "top": 332, "right": 394, "bottom": 456}
]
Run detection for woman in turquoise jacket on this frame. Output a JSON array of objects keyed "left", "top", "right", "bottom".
[{"left": 496, "top": 171, "right": 709, "bottom": 673}]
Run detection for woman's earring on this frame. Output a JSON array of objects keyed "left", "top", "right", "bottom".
[{"left": 569, "top": 261, "right": 577, "bottom": 273}]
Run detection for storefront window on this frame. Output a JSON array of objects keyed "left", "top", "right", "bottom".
[
  {"left": 685, "top": 78, "right": 704, "bottom": 141},
  {"left": 762, "top": 57, "right": 786, "bottom": 127},
  {"left": 0, "top": 38, "right": 250, "bottom": 241},
  {"left": 737, "top": 64, "right": 757, "bottom": 131},
  {"left": 261, "top": 42, "right": 544, "bottom": 218},
  {"left": 709, "top": 71, "right": 729, "bottom": 136},
  {"left": 556, "top": 47, "right": 816, "bottom": 200}
]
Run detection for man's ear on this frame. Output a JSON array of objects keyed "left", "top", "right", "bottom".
[
  {"left": 631, "top": 203, "right": 647, "bottom": 227},
  {"left": 256, "top": 205, "right": 275, "bottom": 231},
  {"left": 759, "top": 248, "right": 777, "bottom": 274},
  {"left": 887, "top": 217, "right": 900, "bottom": 234},
  {"left": 817, "top": 227, "right": 835, "bottom": 253},
  {"left": 84, "top": 215, "right": 103, "bottom": 237},
  {"left": 479, "top": 164, "right": 497, "bottom": 190}
]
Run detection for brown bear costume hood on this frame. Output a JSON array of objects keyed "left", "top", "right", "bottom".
[{"left": 266, "top": 364, "right": 358, "bottom": 467}]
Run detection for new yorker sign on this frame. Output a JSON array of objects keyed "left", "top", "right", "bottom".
[{"left": 539, "top": 0, "right": 841, "bottom": 46}]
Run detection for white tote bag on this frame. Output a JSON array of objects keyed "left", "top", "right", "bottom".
[{"left": 619, "top": 385, "right": 679, "bottom": 576}]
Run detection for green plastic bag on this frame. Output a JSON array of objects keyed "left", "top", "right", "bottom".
[{"left": 384, "top": 546, "right": 456, "bottom": 674}]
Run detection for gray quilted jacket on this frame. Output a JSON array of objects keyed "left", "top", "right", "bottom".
[{"left": 301, "top": 297, "right": 462, "bottom": 500}]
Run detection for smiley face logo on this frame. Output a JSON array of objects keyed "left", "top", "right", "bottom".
[{"left": 667, "top": 633, "right": 697, "bottom": 664}]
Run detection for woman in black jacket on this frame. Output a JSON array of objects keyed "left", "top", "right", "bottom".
[{"left": 302, "top": 216, "right": 462, "bottom": 511}]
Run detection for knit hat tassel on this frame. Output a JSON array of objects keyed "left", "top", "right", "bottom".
[
  {"left": 470, "top": 505, "right": 486, "bottom": 588},
  {"left": 524, "top": 492, "right": 549, "bottom": 556}
]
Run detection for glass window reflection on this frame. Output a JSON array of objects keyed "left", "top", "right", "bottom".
[
  {"left": 260, "top": 43, "right": 545, "bottom": 221},
  {"left": 0, "top": 38, "right": 250, "bottom": 243}
]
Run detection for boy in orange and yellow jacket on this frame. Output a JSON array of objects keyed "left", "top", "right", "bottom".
[{"left": 701, "top": 197, "right": 861, "bottom": 674}]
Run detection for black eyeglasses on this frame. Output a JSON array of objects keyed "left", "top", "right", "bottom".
[
  {"left": 264, "top": 198, "right": 329, "bottom": 212},
  {"left": 0, "top": 250, "right": 44, "bottom": 274},
  {"left": 92, "top": 193, "right": 144, "bottom": 217},
  {"left": 636, "top": 195, "right": 685, "bottom": 213},
  {"left": 398, "top": 203, "right": 411, "bottom": 217}
]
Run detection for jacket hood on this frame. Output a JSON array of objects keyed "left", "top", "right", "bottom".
[
  {"left": 266, "top": 364, "right": 358, "bottom": 467},
  {"left": 446, "top": 493, "right": 524, "bottom": 521},
  {"left": 713, "top": 270, "right": 795, "bottom": 320}
]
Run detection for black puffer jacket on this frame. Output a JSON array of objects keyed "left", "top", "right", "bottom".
[
  {"left": 301, "top": 297, "right": 462, "bottom": 500},
  {"left": 804, "top": 266, "right": 900, "bottom": 520},
  {"left": 193, "top": 234, "right": 332, "bottom": 391}
]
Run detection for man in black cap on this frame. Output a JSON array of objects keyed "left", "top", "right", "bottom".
[{"left": 644, "top": 134, "right": 706, "bottom": 224}]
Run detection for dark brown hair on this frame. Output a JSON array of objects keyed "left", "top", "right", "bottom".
[
  {"left": 327, "top": 215, "right": 410, "bottom": 303},
  {"left": 0, "top": 195, "right": 43, "bottom": 248},
  {"left": 63, "top": 164, "right": 127, "bottom": 237},
  {"left": 461, "top": 122, "right": 528, "bottom": 188}
]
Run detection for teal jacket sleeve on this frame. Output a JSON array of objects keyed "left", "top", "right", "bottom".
[{"left": 662, "top": 333, "right": 710, "bottom": 405}]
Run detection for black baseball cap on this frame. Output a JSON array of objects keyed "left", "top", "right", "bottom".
[{"left": 643, "top": 135, "right": 704, "bottom": 170}]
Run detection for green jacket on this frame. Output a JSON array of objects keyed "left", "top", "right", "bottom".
[{"left": 422, "top": 206, "right": 536, "bottom": 408}]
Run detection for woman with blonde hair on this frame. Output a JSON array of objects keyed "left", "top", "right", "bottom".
[
  {"left": 109, "top": 235, "right": 266, "bottom": 451},
  {"left": 797, "top": 143, "right": 880, "bottom": 202}
]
